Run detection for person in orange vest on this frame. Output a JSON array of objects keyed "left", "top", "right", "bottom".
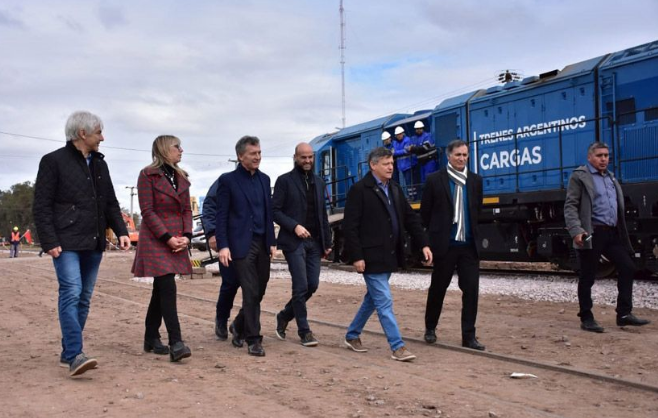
[{"left": 9, "top": 227, "right": 20, "bottom": 258}]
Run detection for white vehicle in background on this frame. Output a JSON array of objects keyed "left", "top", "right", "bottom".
[{"left": 191, "top": 224, "right": 207, "bottom": 251}]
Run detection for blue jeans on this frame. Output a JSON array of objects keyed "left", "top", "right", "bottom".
[
  {"left": 280, "top": 239, "right": 322, "bottom": 336},
  {"left": 346, "top": 272, "right": 404, "bottom": 351},
  {"left": 52, "top": 250, "right": 103, "bottom": 362}
]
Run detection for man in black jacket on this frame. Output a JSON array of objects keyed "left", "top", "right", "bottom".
[
  {"left": 33, "top": 111, "right": 130, "bottom": 376},
  {"left": 420, "top": 139, "right": 485, "bottom": 350},
  {"left": 272, "top": 142, "right": 332, "bottom": 347},
  {"left": 343, "top": 147, "right": 432, "bottom": 362}
]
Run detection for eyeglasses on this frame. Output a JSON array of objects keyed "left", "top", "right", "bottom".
[{"left": 172, "top": 144, "right": 183, "bottom": 151}]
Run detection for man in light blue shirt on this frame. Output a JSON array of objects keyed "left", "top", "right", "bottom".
[{"left": 564, "top": 142, "right": 650, "bottom": 333}]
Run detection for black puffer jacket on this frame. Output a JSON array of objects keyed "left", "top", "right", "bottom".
[
  {"left": 33, "top": 141, "right": 128, "bottom": 252},
  {"left": 343, "top": 172, "right": 428, "bottom": 274}
]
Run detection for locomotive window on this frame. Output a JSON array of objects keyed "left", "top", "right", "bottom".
[
  {"left": 321, "top": 150, "right": 331, "bottom": 176},
  {"left": 605, "top": 98, "right": 636, "bottom": 126},
  {"left": 645, "top": 107, "right": 658, "bottom": 122},
  {"left": 436, "top": 113, "right": 459, "bottom": 142}
]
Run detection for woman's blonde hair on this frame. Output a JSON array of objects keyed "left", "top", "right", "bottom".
[{"left": 147, "top": 135, "right": 189, "bottom": 180}]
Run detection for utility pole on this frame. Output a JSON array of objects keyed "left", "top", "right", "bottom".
[
  {"left": 125, "top": 186, "right": 137, "bottom": 220},
  {"left": 339, "top": 0, "right": 346, "bottom": 128}
]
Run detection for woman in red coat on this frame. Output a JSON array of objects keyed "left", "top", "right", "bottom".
[{"left": 132, "top": 135, "right": 192, "bottom": 362}]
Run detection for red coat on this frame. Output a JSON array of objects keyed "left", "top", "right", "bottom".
[{"left": 132, "top": 167, "right": 193, "bottom": 277}]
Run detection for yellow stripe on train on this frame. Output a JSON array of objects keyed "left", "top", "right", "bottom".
[{"left": 408, "top": 198, "right": 499, "bottom": 210}]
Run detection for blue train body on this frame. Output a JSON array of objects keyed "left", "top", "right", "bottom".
[{"left": 312, "top": 40, "right": 658, "bottom": 274}]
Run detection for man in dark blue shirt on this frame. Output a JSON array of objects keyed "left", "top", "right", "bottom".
[
  {"left": 216, "top": 136, "right": 276, "bottom": 356},
  {"left": 564, "top": 142, "right": 650, "bottom": 332}
]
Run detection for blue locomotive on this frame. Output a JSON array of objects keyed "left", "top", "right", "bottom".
[{"left": 311, "top": 40, "right": 658, "bottom": 276}]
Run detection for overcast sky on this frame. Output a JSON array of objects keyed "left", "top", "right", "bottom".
[{"left": 1, "top": 0, "right": 656, "bottom": 212}]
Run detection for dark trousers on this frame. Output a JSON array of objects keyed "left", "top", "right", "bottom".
[
  {"left": 280, "top": 239, "right": 322, "bottom": 337},
  {"left": 9, "top": 243, "right": 19, "bottom": 258},
  {"left": 145, "top": 273, "right": 182, "bottom": 345},
  {"left": 215, "top": 264, "right": 240, "bottom": 324},
  {"left": 425, "top": 244, "right": 480, "bottom": 339},
  {"left": 233, "top": 238, "right": 270, "bottom": 344},
  {"left": 576, "top": 228, "right": 635, "bottom": 321}
]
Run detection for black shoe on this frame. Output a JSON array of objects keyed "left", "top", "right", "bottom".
[
  {"left": 424, "top": 329, "right": 437, "bottom": 344},
  {"left": 215, "top": 318, "right": 228, "bottom": 341},
  {"left": 247, "top": 341, "right": 265, "bottom": 357},
  {"left": 300, "top": 332, "right": 319, "bottom": 347},
  {"left": 229, "top": 321, "right": 244, "bottom": 348},
  {"left": 275, "top": 312, "right": 288, "bottom": 340},
  {"left": 144, "top": 338, "right": 170, "bottom": 355},
  {"left": 580, "top": 318, "right": 605, "bottom": 333},
  {"left": 169, "top": 341, "right": 191, "bottom": 362},
  {"left": 462, "top": 337, "right": 485, "bottom": 351},
  {"left": 617, "top": 314, "right": 651, "bottom": 327}
]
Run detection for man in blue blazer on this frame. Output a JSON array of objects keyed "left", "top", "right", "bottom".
[
  {"left": 272, "top": 142, "right": 332, "bottom": 347},
  {"left": 216, "top": 136, "right": 276, "bottom": 357}
]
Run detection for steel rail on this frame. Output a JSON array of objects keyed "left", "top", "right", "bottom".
[{"left": 14, "top": 262, "right": 657, "bottom": 395}]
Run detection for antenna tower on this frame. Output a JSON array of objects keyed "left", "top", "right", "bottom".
[{"left": 339, "top": 0, "right": 346, "bottom": 128}]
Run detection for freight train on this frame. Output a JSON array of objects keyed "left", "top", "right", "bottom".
[{"left": 311, "top": 40, "right": 658, "bottom": 277}]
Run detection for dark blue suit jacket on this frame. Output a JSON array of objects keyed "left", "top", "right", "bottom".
[
  {"left": 215, "top": 166, "right": 276, "bottom": 259},
  {"left": 272, "top": 168, "right": 332, "bottom": 253}
]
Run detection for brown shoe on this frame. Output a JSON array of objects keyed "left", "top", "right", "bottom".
[
  {"left": 391, "top": 346, "right": 416, "bottom": 362},
  {"left": 344, "top": 338, "right": 368, "bottom": 352}
]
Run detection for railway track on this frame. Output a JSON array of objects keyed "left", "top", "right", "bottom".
[
  {"left": 319, "top": 260, "right": 578, "bottom": 278},
  {"left": 11, "top": 262, "right": 658, "bottom": 396}
]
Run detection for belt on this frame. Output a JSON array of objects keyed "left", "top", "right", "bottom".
[{"left": 593, "top": 224, "right": 616, "bottom": 231}]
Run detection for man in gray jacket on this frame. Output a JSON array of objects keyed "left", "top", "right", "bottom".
[{"left": 564, "top": 142, "right": 650, "bottom": 333}]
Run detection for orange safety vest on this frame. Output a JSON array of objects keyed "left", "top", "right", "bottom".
[{"left": 11, "top": 231, "right": 20, "bottom": 242}]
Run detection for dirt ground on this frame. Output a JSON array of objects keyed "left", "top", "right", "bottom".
[{"left": 1, "top": 250, "right": 657, "bottom": 418}]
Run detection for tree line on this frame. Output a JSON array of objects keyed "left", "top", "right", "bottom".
[
  {"left": 0, "top": 182, "right": 36, "bottom": 242},
  {"left": 1, "top": 181, "right": 139, "bottom": 244}
]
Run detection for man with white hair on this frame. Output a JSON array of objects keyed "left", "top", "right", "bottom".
[{"left": 33, "top": 111, "right": 131, "bottom": 376}]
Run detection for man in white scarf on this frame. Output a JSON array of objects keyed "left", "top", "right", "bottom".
[{"left": 420, "top": 139, "right": 485, "bottom": 350}]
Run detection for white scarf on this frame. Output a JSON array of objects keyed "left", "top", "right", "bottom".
[{"left": 447, "top": 163, "right": 467, "bottom": 242}]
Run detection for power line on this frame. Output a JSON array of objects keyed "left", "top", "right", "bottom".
[
  {"left": 0, "top": 131, "right": 291, "bottom": 158},
  {"left": 374, "top": 77, "right": 496, "bottom": 119}
]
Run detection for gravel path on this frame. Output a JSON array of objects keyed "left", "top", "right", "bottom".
[{"left": 269, "top": 263, "right": 658, "bottom": 310}]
